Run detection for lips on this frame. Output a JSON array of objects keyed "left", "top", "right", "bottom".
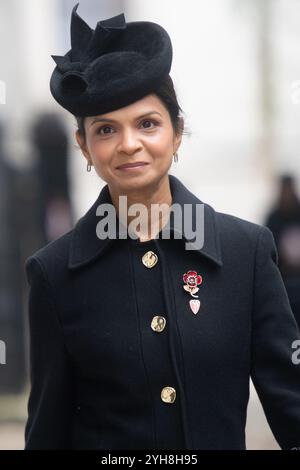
[{"left": 116, "top": 162, "right": 149, "bottom": 169}]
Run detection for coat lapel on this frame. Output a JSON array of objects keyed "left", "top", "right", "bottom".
[{"left": 68, "top": 174, "right": 223, "bottom": 270}]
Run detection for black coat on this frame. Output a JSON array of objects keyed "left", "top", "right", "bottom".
[{"left": 24, "top": 174, "right": 300, "bottom": 450}]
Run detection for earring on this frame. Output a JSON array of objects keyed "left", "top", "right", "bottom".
[
  {"left": 87, "top": 162, "right": 92, "bottom": 172},
  {"left": 173, "top": 152, "right": 178, "bottom": 163}
]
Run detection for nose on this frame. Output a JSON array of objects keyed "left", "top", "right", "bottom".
[{"left": 117, "top": 128, "right": 143, "bottom": 155}]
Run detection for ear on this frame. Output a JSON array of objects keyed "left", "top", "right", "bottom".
[
  {"left": 75, "top": 130, "right": 91, "bottom": 163},
  {"left": 173, "top": 117, "right": 184, "bottom": 153}
]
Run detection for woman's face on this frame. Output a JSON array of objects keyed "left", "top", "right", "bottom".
[{"left": 76, "top": 94, "right": 182, "bottom": 194}]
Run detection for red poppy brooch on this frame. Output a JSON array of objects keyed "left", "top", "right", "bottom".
[{"left": 183, "top": 270, "right": 202, "bottom": 314}]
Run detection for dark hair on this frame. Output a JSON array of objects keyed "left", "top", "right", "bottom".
[{"left": 74, "top": 75, "right": 190, "bottom": 142}]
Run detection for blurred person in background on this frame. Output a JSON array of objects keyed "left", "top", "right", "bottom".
[
  {"left": 0, "top": 121, "right": 26, "bottom": 393},
  {"left": 30, "top": 112, "right": 74, "bottom": 245},
  {"left": 265, "top": 174, "right": 300, "bottom": 328}
]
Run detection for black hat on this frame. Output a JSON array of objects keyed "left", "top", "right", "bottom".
[{"left": 50, "top": 3, "right": 173, "bottom": 117}]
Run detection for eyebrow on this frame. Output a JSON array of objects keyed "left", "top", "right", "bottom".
[{"left": 89, "top": 111, "right": 162, "bottom": 127}]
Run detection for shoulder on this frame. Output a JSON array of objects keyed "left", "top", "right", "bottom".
[
  {"left": 215, "top": 208, "right": 264, "bottom": 238},
  {"left": 24, "top": 228, "right": 74, "bottom": 285},
  {"left": 212, "top": 206, "right": 275, "bottom": 256}
]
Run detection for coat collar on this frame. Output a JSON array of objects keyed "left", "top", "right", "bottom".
[{"left": 68, "top": 174, "right": 223, "bottom": 270}]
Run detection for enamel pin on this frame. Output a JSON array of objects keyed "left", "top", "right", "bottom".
[{"left": 183, "top": 270, "right": 202, "bottom": 314}]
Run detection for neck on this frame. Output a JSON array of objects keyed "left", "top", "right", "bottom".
[{"left": 109, "top": 175, "right": 172, "bottom": 241}]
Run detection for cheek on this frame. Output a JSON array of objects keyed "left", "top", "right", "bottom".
[
  {"left": 85, "top": 140, "right": 114, "bottom": 182},
  {"left": 89, "top": 140, "right": 113, "bottom": 165},
  {"left": 145, "top": 133, "right": 174, "bottom": 157}
]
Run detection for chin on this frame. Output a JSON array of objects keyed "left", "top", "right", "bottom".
[{"left": 117, "top": 172, "right": 161, "bottom": 191}]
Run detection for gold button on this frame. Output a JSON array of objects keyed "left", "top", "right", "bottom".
[
  {"left": 151, "top": 316, "right": 166, "bottom": 333},
  {"left": 161, "top": 386, "right": 176, "bottom": 403},
  {"left": 142, "top": 251, "right": 158, "bottom": 268}
]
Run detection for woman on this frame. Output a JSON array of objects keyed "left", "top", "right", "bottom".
[{"left": 24, "top": 4, "right": 300, "bottom": 450}]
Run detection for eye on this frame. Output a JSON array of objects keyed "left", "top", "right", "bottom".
[
  {"left": 140, "top": 119, "right": 158, "bottom": 129},
  {"left": 97, "top": 125, "right": 114, "bottom": 135}
]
